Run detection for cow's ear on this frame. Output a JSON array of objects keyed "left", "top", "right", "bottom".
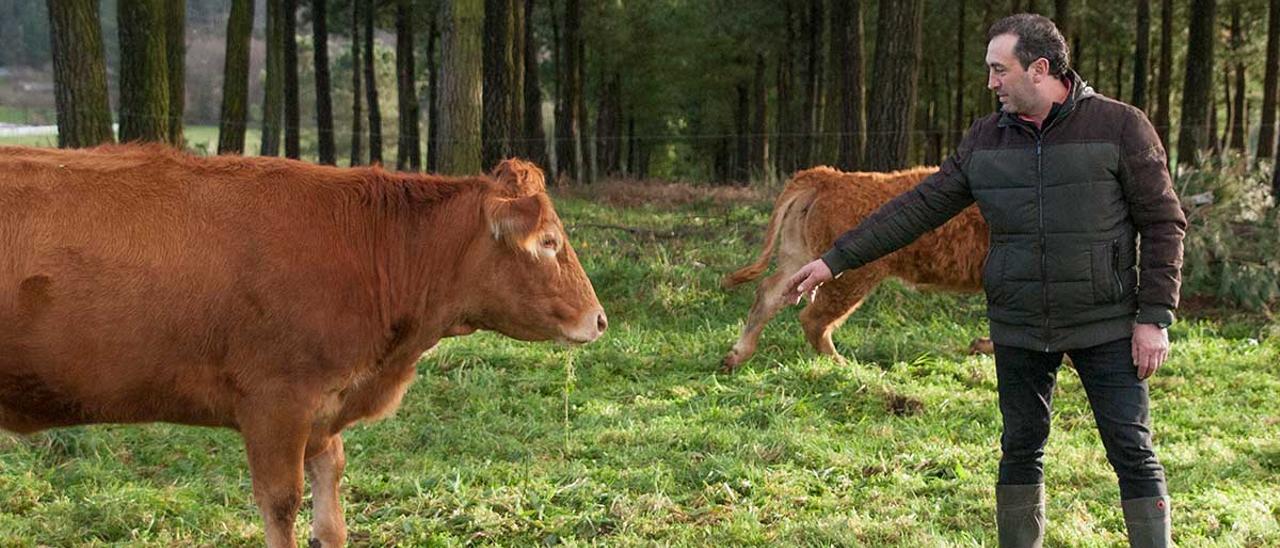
[
  {"left": 490, "top": 158, "right": 546, "bottom": 197},
  {"left": 485, "top": 193, "right": 548, "bottom": 252}
]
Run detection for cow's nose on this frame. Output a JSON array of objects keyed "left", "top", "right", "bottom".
[{"left": 596, "top": 311, "right": 608, "bottom": 334}]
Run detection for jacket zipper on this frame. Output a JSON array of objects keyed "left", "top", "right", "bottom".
[
  {"left": 1036, "top": 137, "right": 1049, "bottom": 351},
  {"left": 1111, "top": 239, "right": 1123, "bottom": 300}
]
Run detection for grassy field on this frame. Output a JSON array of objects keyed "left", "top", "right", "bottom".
[{"left": 0, "top": 183, "right": 1277, "bottom": 546}]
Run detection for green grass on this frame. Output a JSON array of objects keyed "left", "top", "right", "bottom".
[
  {"left": 0, "top": 126, "right": 262, "bottom": 152},
  {"left": 1, "top": 192, "right": 1277, "bottom": 546}
]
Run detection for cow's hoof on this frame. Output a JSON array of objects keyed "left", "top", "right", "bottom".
[
  {"left": 720, "top": 351, "right": 743, "bottom": 373},
  {"left": 967, "top": 337, "right": 994, "bottom": 355}
]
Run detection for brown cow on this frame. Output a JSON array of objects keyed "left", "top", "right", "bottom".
[
  {"left": 0, "top": 145, "right": 606, "bottom": 547},
  {"left": 720, "top": 166, "right": 989, "bottom": 372}
]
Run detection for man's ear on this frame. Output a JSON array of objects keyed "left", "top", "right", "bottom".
[{"left": 484, "top": 193, "right": 548, "bottom": 251}]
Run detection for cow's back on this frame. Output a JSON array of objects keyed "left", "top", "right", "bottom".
[
  {"left": 795, "top": 166, "right": 987, "bottom": 290},
  {"left": 0, "top": 147, "right": 379, "bottom": 433}
]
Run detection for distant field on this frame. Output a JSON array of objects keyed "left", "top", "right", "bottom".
[
  {"left": 0, "top": 182, "right": 1276, "bottom": 546},
  {"left": 0, "top": 125, "right": 264, "bottom": 153}
]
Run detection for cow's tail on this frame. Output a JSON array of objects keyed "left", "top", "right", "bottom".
[{"left": 721, "top": 184, "right": 813, "bottom": 290}]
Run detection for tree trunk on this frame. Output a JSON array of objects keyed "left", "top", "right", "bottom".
[
  {"left": 396, "top": 0, "right": 420, "bottom": 171},
  {"left": 1154, "top": 0, "right": 1173, "bottom": 146},
  {"left": 522, "top": 0, "right": 547, "bottom": 168},
  {"left": 350, "top": 0, "right": 364, "bottom": 165},
  {"left": 551, "top": 0, "right": 567, "bottom": 178},
  {"left": 798, "top": 0, "right": 823, "bottom": 168},
  {"left": 1177, "top": 0, "right": 1218, "bottom": 166},
  {"left": 1115, "top": 53, "right": 1125, "bottom": 101},
  {"left": 117, "top": 0, "right": 170, "bottom": 143},
  {"left": 1230, "top": 3, "right": 1247, "bottom": 152},
  {"left": 365, "top": 0, "right": 383, "bottom": 165},
  {"left": 951, "top": 0, "right": 965, "bottom": 154},
  {"left": 260, "top": 0, "right": 283, "bottom": 155},
  {"left": 439, "top": 0, "right": 484, "bottom": 175},
  {"left": 776, "top": 2, "right": 795, "bottom": 176},
  {"left": 1262, "top": 0, "right": 1280, "bottom": 160},
  {"left": 218, "top": 0, "right": 253, "bottom": 154},
  {"left": 1054, "top": 0, "right": 1071, "bottom": 40},
  {"left": 47, "top": 0, "right": 115, "bottom": 148},
  {"left": 752, "top": 52, "right": 769, "bottom": 177},
  {"left": 427, "top": 14, "right": 441, "bottom": 172},
  {"left": 510, "top": 0, "right": 526, "bottom": 155},
  {"left": 313, "top": 0, "right": 336, "bottom": 164},
  {"left": 165, "top": 0, "right": 185, "bottom": 146},
  {"left": 483, "top": 0, "right": 513, "bottom": 171},
  {"left": 596, "top": 73, "right": 622, "bottom": 178},
  {"left": 865, "top": 0, "right": 923, "bottom": 171},
  {"left": 834, "top": 0, "right": 864, "bottom": 171},
  {"left": 564, "top": 0, "right": 585, "bottom": 182},
  {"left": 283, "top": 0, "right": 300, "bottom": 159},
  {"left": 1132, "top": 0, "right": 1150, "bottom": 112}
]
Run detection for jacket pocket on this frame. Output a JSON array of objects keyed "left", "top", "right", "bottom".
[
  {"left": 982, "top": 244, "right": 1009, "bottom": 306},
  {"left": 1090, "top": 240, "right": 1123, "bottom": 304}
]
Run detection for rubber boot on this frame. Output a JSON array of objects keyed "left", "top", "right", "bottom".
[
  {"left": 996, "top": 483, "right": 1045, "bottom": 548},
  {"left": 1122, "top": 495, "right": 1172, "bottom": 548}
]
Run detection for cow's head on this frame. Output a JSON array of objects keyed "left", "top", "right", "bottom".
[{"left": 462, "top": 159, "right": 606, "bottom": 344}]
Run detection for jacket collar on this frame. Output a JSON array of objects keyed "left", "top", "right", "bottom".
[{"left": 997, "top": 69, "right": 1095, "bottom": 129}]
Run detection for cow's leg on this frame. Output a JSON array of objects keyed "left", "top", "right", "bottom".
[
  {"left": 722, "top": 220, "right": 816, "bottom": 373},
  {"left": 240, "top": 403, "right": 312, "bottom": 548},
  {"left": 721, "top": 270, "right": 796, "bottom": 372},
  {"left": 798, "top": 267, "right": 884, "bottom": 363},
  {"left": 305, "top": 434, "right": 347, "bottom": 548}
]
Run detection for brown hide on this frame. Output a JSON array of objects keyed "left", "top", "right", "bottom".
[
  {"left": 0, "top": 145, "right": 604, "bottom": 546},
  {"left": 720, "top": 166, "right": 989, "bottom": 372}
]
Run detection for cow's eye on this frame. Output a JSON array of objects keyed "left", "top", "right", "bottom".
[{"left": 541, "top": 235, "right": 558, "bottom": 250}]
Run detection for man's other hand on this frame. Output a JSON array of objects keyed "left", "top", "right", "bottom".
[{"left": 1132, "top": 323, "right": 1170, "bottom": 380}]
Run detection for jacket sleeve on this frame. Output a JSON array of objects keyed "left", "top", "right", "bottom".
[
  {"left": 1118, "top": 106, "right": 1187, "bottom": 325},
  {"left": 819, "top": 122, "right": 978, "bottom": 275}
]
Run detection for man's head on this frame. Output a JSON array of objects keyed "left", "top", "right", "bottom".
[{"left": 985, "top": 14, "right": 1070, "bottom": 115}]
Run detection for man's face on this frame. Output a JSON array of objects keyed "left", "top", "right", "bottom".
[{"left": 986, "top": 33, "right": 1041, "bottom": 115}]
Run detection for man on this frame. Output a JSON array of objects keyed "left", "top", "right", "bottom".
[{"left": 785, "top": 14, "right": 1184, "bottom": 548}]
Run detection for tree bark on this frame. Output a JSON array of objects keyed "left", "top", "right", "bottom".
[
  {"left": 776, "top": 1, "right": 795, "bottom": 176},
  {"left": 1154, "top": 0, "right": 1173, "bottom": 146},
  {"left": 350, "top": 0, "right": 364, "bottom": 165},
  {"left": 439, "top": 0, "right": 484, "bottom": 175},
  {"left": 522, "top": 0, "right": 547, "bottom": 168},
  {"left": 951, "top": 0, "right": 965, "bottom": 154},
  {"left": 396, "top": 0, "right": 420, "bottom": 171},
  {"left": 260, "top": 0, "right": 283, "bottom": 155},
  {"left": 1230, "top": 3, "right": 1248, "bottom": 152},
  {"left": 483, "top": 0, "right": 513, "bottom": 171},
  {"left": 165, "top": 0, "right": 185, "bottom": 146},
  {"left": 313, "top": 0, "right": 336, "bottom": 164},
  {"left": 217, "top": 0, "right": 252, "bottom": 154},
  {"left": 283, "top": 0, "right": 300, "bottom": 159},
  {"left": 798, "top": 0, "right": 823, "bottom": 167},
  {"left": 510, "top": 0, "right": 526, "bottom": 155},
  {"left": 1262, "top": 0, "right": 1280, "bottom": 160},
  {"left": 1132, "top": 0, "right": 1150, "bottom": 112},
  {"left": 365, "top": 0, "right": 383, "bottom": 165},
  {"left": 427, "top": 14, "right": 440, "bottom": 172},
  {"left": 1054, "top": 0, "right": 1070, "bottom": 40},
  {"left": 117, "top": 0, "right": 171, "bottom": 143},
  {"left": 752, "top": 52, "right": 769, "bottom": 177},
  {"left": 864, "top": 0, "right": 923, "bottom": 171},
  {"left": 564, "top": 0, "right": 585, "bottom": 181},
  {"left": 834, "top": 0, "right": 864, "bottom": 171},
  {"left": 47, "top": 0, "right": 115, "bottom": 148},
  {"left": 1177, "top": 0, "right": 1218, "bottom": 166}
]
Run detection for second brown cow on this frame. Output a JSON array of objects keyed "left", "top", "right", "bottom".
[{"left": 721, "top": 166, "right": 989, "bottom": 372}]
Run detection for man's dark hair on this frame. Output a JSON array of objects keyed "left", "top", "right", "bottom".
[{"left": 988, "top": 14, "right": 1071, "bottom": 76}]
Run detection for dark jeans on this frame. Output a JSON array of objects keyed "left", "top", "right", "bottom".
[{"left": 995, "top": 337, "right": 1167, "bottom": 500}]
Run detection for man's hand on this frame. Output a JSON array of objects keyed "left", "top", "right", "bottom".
[
  {"left": 783, "top": 259, "right": 834, "bottom": 304},
  {"left": 1132, "top": 323, "right": 1169, "bottom": 380}
]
